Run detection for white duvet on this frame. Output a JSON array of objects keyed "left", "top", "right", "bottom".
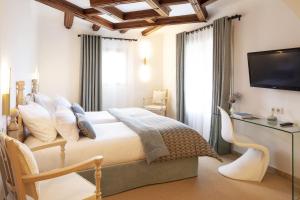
[
  {"left": 25, "top": 122, "right": 145, "bottom": 172},
  {"left": 85, "top": 111, "right": 118, "bottom": 124}
]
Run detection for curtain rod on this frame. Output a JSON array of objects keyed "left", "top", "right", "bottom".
[
  {"left": 78, "top": 34, "right": 138, "bottom": 42},
  {"left": 187, "top": 14, "right": 242, "bottom": 35}
]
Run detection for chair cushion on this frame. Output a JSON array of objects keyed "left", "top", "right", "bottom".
[
  {"left": 144, "top": 105, "right": 166, "bottom": 111},
  {"left": 0, "top": 135, "right": 40, "bottom": 199},
  {"left": 38, "top": 173, "right": 95, "bottom": 200},
  {"left": 152, "top": 90, "right": 167, "bottom": 105},
  {"left": 18, "top": 102, "right": 57, "bottom": 142}
]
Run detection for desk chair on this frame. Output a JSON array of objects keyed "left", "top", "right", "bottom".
[{"left": 218, "top": 107, "right": 270, "bottom": 182}]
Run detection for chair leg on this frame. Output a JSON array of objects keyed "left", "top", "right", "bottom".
[{"left": 218, "top": 147, "right": 270, "bottom": 182}]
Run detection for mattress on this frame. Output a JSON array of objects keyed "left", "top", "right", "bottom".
[
  {"left": 25, "top": 122, "right": 145, "bottom": 172},
  {"left": 85, "top": 111, "right": 118, "bottom": 124}
]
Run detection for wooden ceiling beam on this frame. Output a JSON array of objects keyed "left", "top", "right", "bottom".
[
  {"left": 144, "top": 0, "right": 170, "bottom": 16},
  {"left": 90, "top": 0, "right": 140, "bottom": 7},
  {"left": 142, "top": 26, "right": 163, "bottom": 36},
  {"left": 160, "top": 0, "right": 188, "bottom": 6},
  {"left": 114, "top": 14, "right": 200, "bottom": 29},
  {"left": 124, "top": 9, "right": 160, "bottom": 20},
  {"left": 83, "top": 8, "right": 101, "bottom": 16},
  {"left": 64, "top": 12, "right": 74, "bottom": 29},
  {"left": 188, "top": 0, "right": 208, "bottom": 21},
  {"left": 90, "top": 0, "right": 188, "bottom": 7},
  {"left": 35, "top": 0, "right": 114, "bottom": 30},
  {"left": 92, "top": 24, "right": 101, "bottom": 31},
  {"left": 100, "top": 6, "right": 125, "bottom": 21}
]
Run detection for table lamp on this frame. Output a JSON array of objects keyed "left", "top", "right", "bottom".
[{"left": 1, "top": 65, "right": 11, "bottom": 133}]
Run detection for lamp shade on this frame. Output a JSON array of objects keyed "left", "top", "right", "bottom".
[{"left": 2, "top": 93, "right": 10, "bottom": 116}]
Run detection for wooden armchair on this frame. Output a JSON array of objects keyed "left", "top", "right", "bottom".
[
  {"left": 0, "top": 134, "right": 103, "bottom": 200},
  {"left": 143, "top": 89, "right": 168, "bottom": 116}
]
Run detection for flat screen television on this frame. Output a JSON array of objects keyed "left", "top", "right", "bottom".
[{"left": 248, "top": 47, "right": 300, "bottom": 91}]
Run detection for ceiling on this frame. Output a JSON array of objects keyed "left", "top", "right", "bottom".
[{"left": 36, "top": 0, "right": 218, "bottom": 35}]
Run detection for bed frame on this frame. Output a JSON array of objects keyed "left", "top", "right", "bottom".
[{"left": 4, "top": 80, "right": 199, "bottom": 197}]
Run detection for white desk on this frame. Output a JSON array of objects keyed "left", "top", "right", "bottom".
[{"left": 232, "top": 117, "right": 300, "bottom": 200}]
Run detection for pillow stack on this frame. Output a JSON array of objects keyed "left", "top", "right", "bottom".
[{"left": 21, "top": 94, "right": 86, "bottom": 142}]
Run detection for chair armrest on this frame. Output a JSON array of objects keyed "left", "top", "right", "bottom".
[
  {"left": 30, "top": 138, "right": 67, "bottom": 152},
  {"left": 22, "top": 156, "right": 103, "bottom": 183}
]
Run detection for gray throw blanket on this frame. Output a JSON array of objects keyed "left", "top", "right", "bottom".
[{"left": 108, "top": 108, "right": 219, "bottom": 163}]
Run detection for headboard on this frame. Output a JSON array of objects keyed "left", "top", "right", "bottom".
[{"left": 6, "top": 79, "right": 39, "bottom": 142}]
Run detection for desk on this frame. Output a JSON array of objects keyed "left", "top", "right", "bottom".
[{"left": 232, "top": 117, "right": 300, "bottom": 200}]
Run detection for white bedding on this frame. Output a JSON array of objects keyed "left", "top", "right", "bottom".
[
  {"left": 25, "top": 122, "right": 145, "bottom": 172},
  {"left": 85, "top": 111, "right": 118, "bottom": 124}
]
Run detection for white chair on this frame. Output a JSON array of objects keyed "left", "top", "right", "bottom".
[
  {"left": 217, "top": 107, "right": 270, "bottom": 182},
  {"left": 0, "top": 134, "right": 103, "bottom": 200},
  {"left": 143, "top": 89, "right": 168, "bottom": 116}
]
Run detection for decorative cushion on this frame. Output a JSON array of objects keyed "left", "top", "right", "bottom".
[
  {"left": 0, "top": 135, "right": 40, "bottom": 199},
  {"left": 18, "top": 102, "right": 57, "bottom": 142},
  {"left": 152, "top": 90, "right": 167, "bottom": 105},
  {"left": 54, "top": 96, "right": 72, "bottom": 109},
  {"left": 75, "top": 113, "right": 96, "bottom": 139},
  {"left": 34, "top": 93, "right": 56, "bottom": 115},
  {"left": 71, "top": 103, "right": 85, "bottom": 115},
  {"left": 54, "top": 106, "right": 79, "bottom": 142},
  {"left": 144, "top": 105, "right": 166, "bottom": 111}
]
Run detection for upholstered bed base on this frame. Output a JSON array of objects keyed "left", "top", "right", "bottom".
[{"left": 78, "top": 157, "right": 198, "bottom": 197}]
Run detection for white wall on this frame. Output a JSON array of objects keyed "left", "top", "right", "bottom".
[
  {"left": 36, "top": 2, "right": 163, "bottom": 104},
  {"left": 0, "top": 0, "right": 38, "bottom": 197},
  {"left": 153, "top": 0, "right": 300, "bottom": 175},
  {"left": 0, "top": 0, "right": 38, "bottom": 118}
]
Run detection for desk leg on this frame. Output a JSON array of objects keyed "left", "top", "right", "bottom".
[
  {"left": 293, "top": 134, "right": 295, "bottom": 200},
  {"left": 293, "top": 133, "right": 300, "bottom": 200}
]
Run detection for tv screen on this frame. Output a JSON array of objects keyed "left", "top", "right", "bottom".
[{"left": 248, "top": 47, "right": 300, "bottom": 91}]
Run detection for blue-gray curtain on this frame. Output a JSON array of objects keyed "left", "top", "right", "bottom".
[
  {"left": 80, "top": 35, "right": 102, "bottom": 111},
  {"left": 176, "top": 32, "right": 186, "bottom": 122},
  {"left": 209, "top": 17, "right": 232, "bottom": 155}
]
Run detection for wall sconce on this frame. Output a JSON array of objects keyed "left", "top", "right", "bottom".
[
  {"left": 138, "top": 39, "right": 152, "bottom": 82},
  {"left": 139, "top": 57, "right": 151, "bottom": 82}
]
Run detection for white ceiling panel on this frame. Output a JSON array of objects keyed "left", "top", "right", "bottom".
[
  {"left": 100, "top": 14, "right": 121, "bottom": 23},
  {"left": 116, "top": 2, "right": 152, "bottom": 12},
  {"left": 66, "top": 0, "right": 90, "bottom": 9},
  {"left": 169, "top": 3, "right": 194, "bottom": 16}
]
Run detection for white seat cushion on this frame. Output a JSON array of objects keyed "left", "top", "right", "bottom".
[
  {"left": 144, "top": 105, "right": 166, "bottom": 111},
  {"left": 37, "top": 173, "right": 95, "bottom": 200}
]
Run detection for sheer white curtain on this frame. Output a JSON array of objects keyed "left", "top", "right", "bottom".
[
  {"left": 101, "top": 39, "right": 139, "bottom": 110},
  {"left": 184, "top": 27, "right": 213, "bottom": 141}
]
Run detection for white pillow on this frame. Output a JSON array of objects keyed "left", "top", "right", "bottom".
[
  {"left": 18, "top": 102, "right": 57, "bottom": 142},
  {"left": 54, "top": 96, "right": 72, "bottom": 109},
  {"left": 54, "top": 106, "right": 79, "bottom": 142},
  {"left": 34, "top": 93, "right": 55, "bottom": 115},
  {"left": 152, "top": 90, "right": 167, "bottom": 105}
]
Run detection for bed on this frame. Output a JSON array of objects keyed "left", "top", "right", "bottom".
[{"left": 5, "top": 80, "right": 219, "bottom": 197}]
